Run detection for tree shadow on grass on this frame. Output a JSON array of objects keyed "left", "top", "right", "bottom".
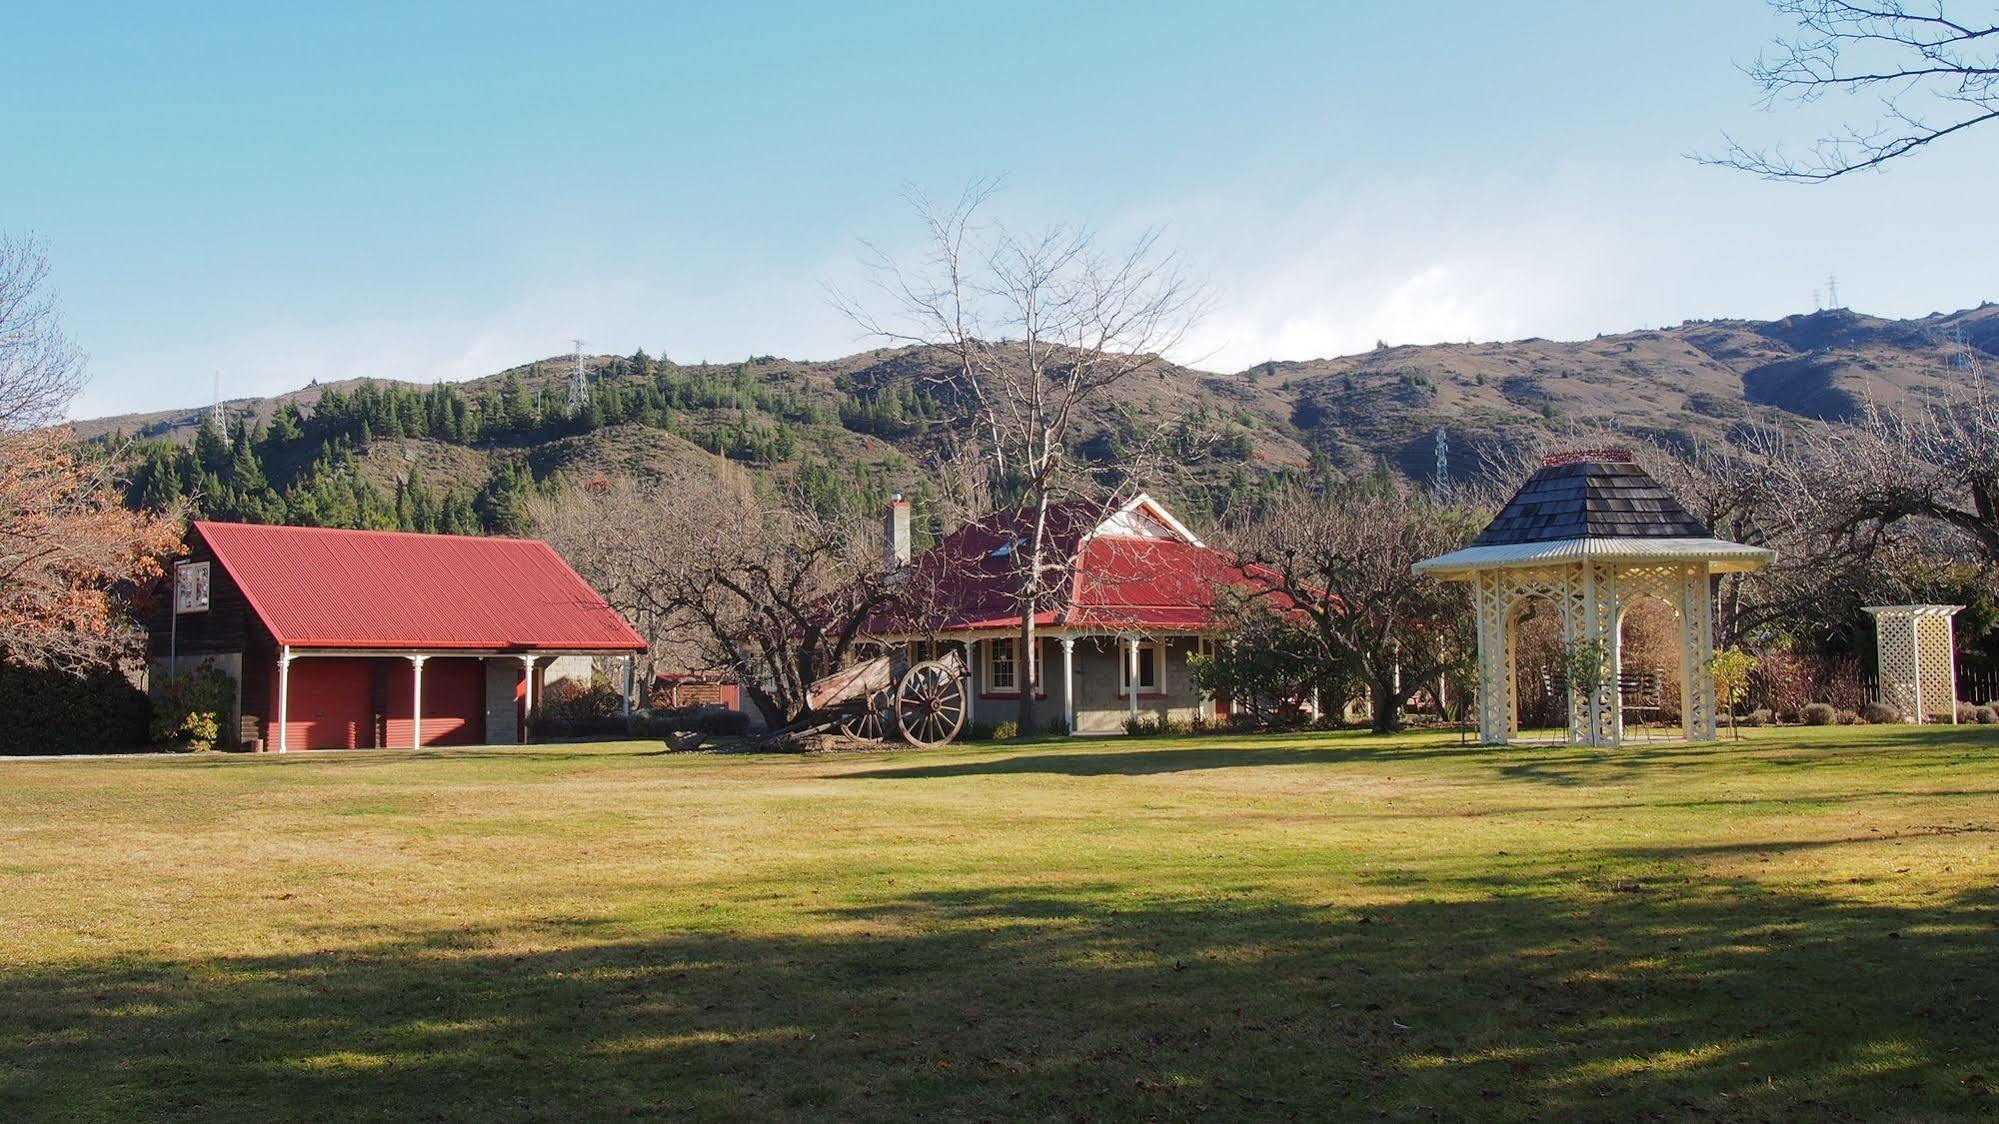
[
  {"left": 845, "top": 726, "right": 1999, "bottom": 789},
  {"left": 165, "top": 747, "right": 623, "bottom": 770},
  {"left": 4, "top": 873, "right": 1993, "bottom": 1120}
]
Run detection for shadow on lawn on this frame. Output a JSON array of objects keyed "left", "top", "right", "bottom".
[
  {"left": 845, "top": 725, "right": 1999, "bottom": 787},
  {"left": 4, "top": 871, "right": 1993, "bottom": 1120}
]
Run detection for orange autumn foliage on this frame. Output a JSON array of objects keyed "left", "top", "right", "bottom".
[{"left": 0, "top": 428, "right": 183, "bottom": 669}]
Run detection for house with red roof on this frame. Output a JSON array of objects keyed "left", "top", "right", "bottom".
[
  {"left": 146, "top": 522, "right": 645, "bottom": 751},
  {"left": 866, "top": 493, "right": 1254, "bottom": 734}
]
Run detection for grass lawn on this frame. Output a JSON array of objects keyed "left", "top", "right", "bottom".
[{"left": 2, "top": 727, "right": 1995, "bottom": 1121}]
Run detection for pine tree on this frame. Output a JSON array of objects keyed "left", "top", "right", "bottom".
[{"left": 193, "top": 416, "right": 229, "bottom": 475}]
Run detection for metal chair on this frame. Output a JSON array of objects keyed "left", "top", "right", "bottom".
[{"left": 1618, "top": 668, "right": 1664, "bottom": 741}]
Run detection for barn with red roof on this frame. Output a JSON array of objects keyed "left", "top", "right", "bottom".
[
  {"left": 866, "top": 493, "right": 1259, "bottom": 734},
  {"left": 147, "top": 522, "right": 644, "bottom": 751}
]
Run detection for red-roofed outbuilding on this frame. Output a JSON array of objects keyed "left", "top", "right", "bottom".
[
  {"left": 148, "top": 522, "right": 644, "bottom": 751},
  {"left": 864, "top": 493, "right": 1265, "bottom": 734}
]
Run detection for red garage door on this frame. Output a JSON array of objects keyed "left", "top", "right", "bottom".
[
  {"left": 281, "top": 658, "right": 374, "bottom": 750},
  {"left": 384, "top": 657, "right": 485, "bottom": 747}
]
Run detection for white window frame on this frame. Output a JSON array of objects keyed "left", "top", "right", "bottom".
[
  {"left": 1120, "top": 640, "right": 1164, "bottom": 695},
  {"left": 987, "top": 637, "right": 1017, "bottom": 693}
]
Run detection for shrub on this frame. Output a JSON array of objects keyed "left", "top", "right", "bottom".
[
  {"left": 1123, "top": 716, "right": 1157, "bottom": 736},
  {"left": 1818, "top": 657, "right": 1867, "bottom": 713},
  {"left": 1861, "top": 701, "right": 1902, "bottom": 724},
  {"left": 624, "top": 710, "right": 680, "bottom": 738},
  {"left": 150, "top": 660, "right": 236, "bottom": 750},
  {"left": 1741, "top": 708, "right": 1773, "bottom": 727},
  {"left": 696, "top": 709, "right": 751, "bottom": 736},
  {"left": 990, "top": 720, "right": 1019, "bottom": 741},
  {"left": 1957, "top": 702, "right": 1982, "bottom": 724},
  {"left": 1978, "top": 706, "right": 1998, "bottom": 725},
  {"left": 1837, "top": 709, "right": 1860, "bottom": 725},
  {"left": 1752, "top": 647, "right": 1817, "bottom": 718},
  {"left": 1044, "top": 719, "right": 1070, "bottom": 736},
  {"left": 1800, "top": 702, "right": 1837, "bottom": 726},
  {"left": 961, "top": 722, "right": 995, "bottom": 742},
  {"left": 0, "top": 662, "right": 151, "bottom": 754}
]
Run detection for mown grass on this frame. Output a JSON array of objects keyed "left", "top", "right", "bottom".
[{"left": 1, "top": 726, "right": 1994, "bottom": 1120}]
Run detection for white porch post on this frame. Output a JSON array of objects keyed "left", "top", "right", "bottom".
[
  {"left": 409, "top": 655, "right": 427, "bottom": 750},
  {"left": 1126, "top": 636, "right": 1140, "bottom": 727},
  {"left": 1060, "top": 636, "right": 1076, "bottom": 734},
  {"left": 623, "top": 655, "right": 635, "bottom": 718},
  {"left": 275, "top": 646, "right": 292, "bottom": 753},
  {"left": 963, "top": 639, "right": 977, "bottom": 727},
  {"left": 520, "top": 655, "right": 536, "bottom": 744}
]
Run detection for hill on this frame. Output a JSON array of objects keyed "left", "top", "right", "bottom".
[{"left": 74, "top": 303, "right": 1999, "bottom": 535}]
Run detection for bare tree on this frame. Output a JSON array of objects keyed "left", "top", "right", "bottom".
[
  {"left": 1230, "top": 477, "right": 1485, "bottom": 734},
  {"left": 0, "top": 235, "right": 86, "bottom": 432},
  {"left": 1704, "top": 1, "right": 1999, "bottom": 181},
  {"left": 532, "top": 468, "right": 899, "bottom": 729},
  {"left": 1783, "top": 377, "right": 1999, "bottom": 558},
  {"left": 840, "top": 182, "right": 1208, "bottom": 731}
]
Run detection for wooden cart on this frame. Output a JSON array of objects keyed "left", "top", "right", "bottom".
[{"left": 798, "top": 649, "right": 968, "bottom": 748}]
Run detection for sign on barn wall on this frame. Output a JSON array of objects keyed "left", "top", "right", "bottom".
[{"left": 174, "top": 561, "right": 211, "bottom": 614}]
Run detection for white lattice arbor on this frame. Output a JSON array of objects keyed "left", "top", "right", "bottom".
[
  {"left": 1864, "top": 605, "right": 1962, "bottom": 724},
  {"left": 1416, "top": 452, "right": 1775, "bottom": 748}
]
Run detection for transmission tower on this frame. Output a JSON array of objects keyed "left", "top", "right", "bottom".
[
  {"left": 210, "top": 370, "right": 225, "bottom": 429},
  {"left": 566, "top": 339, "right": 589, "bottom": 414},
  {"left": 1945, "top": 325, "right": 1984, "bottom": 377},
  {"left": 1826, "top": 273, "right": 1840, "bottom": 310},
  {"left": 1433, "top": 426, "right": 1450, "bottom": 491}
]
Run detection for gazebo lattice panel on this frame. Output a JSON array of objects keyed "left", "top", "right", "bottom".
[{"left": 1472, "top": 560, "right": 1716, "bottom": 747}]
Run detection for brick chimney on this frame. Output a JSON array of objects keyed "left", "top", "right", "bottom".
[{"left": 884, "top": 493, "right": 911, "bottom": 570}]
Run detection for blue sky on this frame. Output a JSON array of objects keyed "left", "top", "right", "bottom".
[{"left": 8, "top": 1, "right": 1996, "bottom": 418}]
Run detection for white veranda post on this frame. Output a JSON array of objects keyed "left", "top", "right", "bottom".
[
  {"left": 1866, "top": 606, "right": 1962, "bottom": 724},
  {"left": 276, "top": 646, "right": 292, "bottom": 753},
  {"left": 1060, "top": 636, "right": 1076, "bottom": 735},
  {"left": 410, "top": 655, "right": 427, "bottom": 750}
]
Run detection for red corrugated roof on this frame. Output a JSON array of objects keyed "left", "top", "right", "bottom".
[
  {"left": 194, "top": 521, "right": 645, "bottom": 652},
  {"left": 871, "top": 497, "right": 1268, "bottom": 634}
]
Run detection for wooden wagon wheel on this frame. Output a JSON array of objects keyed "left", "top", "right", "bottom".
[
  {"left": 894, "top": 659, "right": 967, "bottom": 748},
  {"left": 837, "top": 693, "right": 891, "bottom": 741}
]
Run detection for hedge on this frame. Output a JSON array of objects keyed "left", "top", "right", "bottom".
[{"left": 0, "top": 663, "right": 151, "bottom": 754}]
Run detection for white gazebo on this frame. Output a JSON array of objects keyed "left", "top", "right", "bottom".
[
  {"left": 1415, "top": 451, "right": 1775, "bottom": 746},
  {"left": 1864, "top": 605, "right": 1963, "bottom": 724}
]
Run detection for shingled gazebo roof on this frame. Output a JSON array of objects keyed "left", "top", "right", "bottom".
[
  {"left": 1415, "top": 450, "right": 1776, "bottom": 577},
  {"left": 1472, "top": 452, "right": 1711, "bottom": 546}
]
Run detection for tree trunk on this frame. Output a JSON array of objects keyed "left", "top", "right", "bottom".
[
  {"left": 745, "top": 686, "right": 789, "bottom": 733},
  {"left": 1015, "top": 615, "right": 1037, "bottom": 735},
  {"left": 1370, "top": 670, "right": 1403, "bottom": 734}
]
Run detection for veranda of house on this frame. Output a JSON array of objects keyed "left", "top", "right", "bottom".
[
  {"left": 866, "top": 494, "right": 1249, "bottom": 735},
  {"left": 914, "top": 632, "right": 1219, "bottom": 735}
]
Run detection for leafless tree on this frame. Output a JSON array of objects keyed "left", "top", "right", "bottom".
[
  {"left": 531, "top": 468, "right": 900, "bottom": 729},
  {"left": 1703, "top": 1, "right": 1999, "bottom": 181},
  {"left": 1783, "top": 375, "right": 1999, "bottom": 560},
  {"left": 0, "top": 234, "right": 86, "bottom": 432},
  {"left": 839, "top": 181, "right": 1209, "bottom": 731},
  {"left": 1229, "top": 478, "right": 1486, "bottom": 734}
]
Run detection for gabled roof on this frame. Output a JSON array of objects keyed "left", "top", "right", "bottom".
[
  {"left": 1416, "top": 451, "right": 1776, "bottom": 576},
  {"left": 193, "top": 521, "right": 645, "bottom": 652},
  {"left": 871, "top": 493, "right": 1248, "bottom": 634}
]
